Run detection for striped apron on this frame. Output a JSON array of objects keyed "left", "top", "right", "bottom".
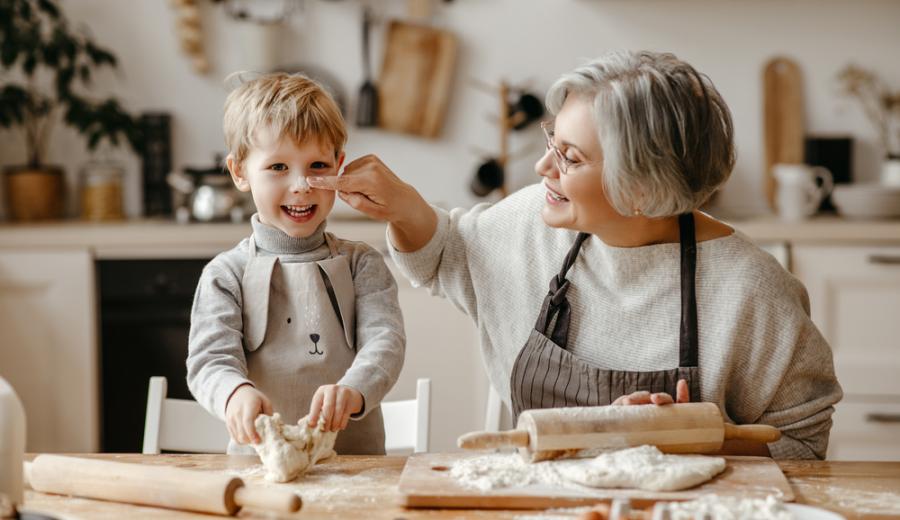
[{"left": 509, "top": 213, "right": 701, "bottom": 420}]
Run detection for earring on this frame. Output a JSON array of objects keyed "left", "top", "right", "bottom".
[{"left": 632, "top": 208, "right": 643, "bottom": 216}]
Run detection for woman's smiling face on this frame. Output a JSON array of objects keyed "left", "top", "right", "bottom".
[
  {"left": 228, "top": 124, "right": 344, "bottom": 238},
  {"left": 536, "top": 94, "right": 621, "bottom": 233}
]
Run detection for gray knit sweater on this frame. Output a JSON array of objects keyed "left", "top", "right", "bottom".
[
  {"left": 390, "top": 183, "right": 842, "bottom": 460},
  {"left": 186, "top": 215, "right": 405, "bottom": 422}
]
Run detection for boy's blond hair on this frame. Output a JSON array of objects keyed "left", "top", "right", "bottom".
[{"left": 224, "top": 72, "right": 347, "bottom": 164}]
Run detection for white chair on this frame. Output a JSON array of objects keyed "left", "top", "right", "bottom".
[
  {"left": 381, "top": 378, "right": 431, "bottom": 454},
  {"left": 144, "top": 376, "right": 432, "bottom": 455},
  {"left": 142, "top": 376, "right": 230, "bottom": 454}
]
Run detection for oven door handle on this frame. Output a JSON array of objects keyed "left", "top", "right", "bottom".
[
  {"left": 865, "top": 413, "right": 900, "bottom": 423},
  {"left": 868, "top": 254, "right": 900, "bottom": 265}
]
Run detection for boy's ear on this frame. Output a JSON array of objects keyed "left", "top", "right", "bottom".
[{"left": 226, "top": 154, "right": 251, "bottom": 192}]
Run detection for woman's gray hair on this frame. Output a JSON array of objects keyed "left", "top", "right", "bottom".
[{"left": 546, "top": 51, "right": 735, "bottom": 217}]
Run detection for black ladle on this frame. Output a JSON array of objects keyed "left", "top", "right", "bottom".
[{"left": 356, "top": 7, "right": 378, "bottom": 127}]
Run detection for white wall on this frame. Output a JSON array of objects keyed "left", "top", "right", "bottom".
[{"left": 2, "top": 0, "right": 899, "bottom": 219}]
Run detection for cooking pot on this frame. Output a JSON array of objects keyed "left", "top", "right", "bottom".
[{"left": 167, "top": 159, "right": 252, "bottom": 222}]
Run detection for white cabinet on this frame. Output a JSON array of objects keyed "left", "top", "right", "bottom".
[
  {"left": 792, "top": 244, "right": 900, "bottom": 461},
  {"left": 828, "top": 399, "right": 900, "bottom": 461},
  {"left": 0, "top": 249, "right": 98, "bottom": 452}
]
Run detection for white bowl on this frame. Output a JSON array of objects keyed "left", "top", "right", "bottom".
[{"left": 832, "top": 183, "right": 900, "bottom": 219}]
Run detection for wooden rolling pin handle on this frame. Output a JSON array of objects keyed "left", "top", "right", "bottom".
[
  {"left": 458, "top": 429, "right": 530, "bottom": 450},
  {"left": 233, "top": 484, "right": 301, "bottom": 513},
  {"left": 723, "top": 423, "right": 782, "bottom": 443}
]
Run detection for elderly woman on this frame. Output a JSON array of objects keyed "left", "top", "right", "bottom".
[{"left": 308, "top": 51, "right": 842, "bottom": 459}]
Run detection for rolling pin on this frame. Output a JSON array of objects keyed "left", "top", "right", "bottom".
[
  {"left": 458, "top": 402, "right": 781, "bottom": 462},
  {"left": 25, "top": 455, "right": 301, "bottom": 516}
]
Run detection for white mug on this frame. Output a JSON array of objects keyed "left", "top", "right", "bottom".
[
  {"left": 881, "top": 158, "right": 900, "bottom": 187},
  {"left": 773, "top": 163, "right": 834, "bottom": 221}
]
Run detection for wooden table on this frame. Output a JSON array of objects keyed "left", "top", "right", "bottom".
[{"left": 20, "top": 454, "right": 900, "bottom": 519}]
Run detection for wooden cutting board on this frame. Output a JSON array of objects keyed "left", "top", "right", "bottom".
[
  {"left": 398, "top": 453, "right": 794, "bottom": 510},
  {"left": 377, "top": 20, "right": 457, "bottom": 138},
  {"left": 763, "top": 57, "right": 805, "bottom": 210}
]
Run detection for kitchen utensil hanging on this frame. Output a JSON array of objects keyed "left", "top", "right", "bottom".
[
  {"left": 468, "top": 80, "right": 545, "bottom": 198},
  {"left": 356, "top": 6, "right": 379, "bottom": 127},
  {"left": 377, "top": 20, "right": 458, "bottom": 137}
]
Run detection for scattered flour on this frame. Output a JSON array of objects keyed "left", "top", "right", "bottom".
[
  {"left": 225, "top": 464, "right": 267, "bottom": 479},
  {"left": 791, "top": 478, "right": 900, "bottom": 516},
  {"left": 510, "top": 496, "right": 794, "bottom": 520},
  {"left": 664, "top": 494, "right": 793, "bottom": 520},
  {"left": 451, "top": 446, "right": 726, "bottom": 492},
  {"left": 450, "top": 452, "right": 569, "bottom": 491},
  {"left": 252, "top": 413, "right": 337, "bottom": 482}
]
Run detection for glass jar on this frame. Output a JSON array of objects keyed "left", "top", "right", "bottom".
[{"left": 80, "top": 161, "right": 124, "bottom": 221}]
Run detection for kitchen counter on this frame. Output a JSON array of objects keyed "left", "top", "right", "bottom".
[
  {"left": 0, "top": 217, "right": 388, "bottom": 259},
  {"left": 723, "top": 215, "right": 900, "bottom": 245},
  {"left": 1, "top": 215, "right": 899, "bottom": 259},
  {"left": 20, "top": 454, "right": 900, "bottom": 519}
]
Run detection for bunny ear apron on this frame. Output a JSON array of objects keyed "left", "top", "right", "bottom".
[
  {"left": 510, "top": 213, "right": 701, "bottom": 421},
  {"left": 233, "top": 232, "right": 385, "bottom": 455}
]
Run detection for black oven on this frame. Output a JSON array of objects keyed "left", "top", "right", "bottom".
[{"left": 97, "top": 259, "right": 208, "bottom": 452}]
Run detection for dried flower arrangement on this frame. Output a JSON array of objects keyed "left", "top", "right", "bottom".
[{"left": 838, "top": 64, "right": 900, "bottom": 159}]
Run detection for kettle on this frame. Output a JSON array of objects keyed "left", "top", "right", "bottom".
[
  {"left": 167, "top": 156, "right": 253, "bottom": 222},
  {"left": 0, "top": 377, "right": 25, "bottom": 518}
]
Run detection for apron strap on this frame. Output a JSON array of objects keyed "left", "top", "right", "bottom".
[
  {"left": 317, "top": 265, "right": 346, "bottom": 334},
  {"left": 242, "top": 234, "right": 278, "bottom": 351},
  {"left": 323, "top": 232, "right": 340, "bottom": 258},
  {"left": 534, "top": 232, "right": 590, "bottom": 347},
  {"left": 678, "top": 212, "right": 699, "bottom": 368}
]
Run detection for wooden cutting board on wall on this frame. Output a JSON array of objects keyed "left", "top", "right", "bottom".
[
  {"left": 378, "top": 20, "right": 458, "bottom": 138},
  {"left": 398, "top": 453, "right": 794, "bottom": 509},
  {"left": 763, "top": 57, "right": 805, "bottom": 210}
]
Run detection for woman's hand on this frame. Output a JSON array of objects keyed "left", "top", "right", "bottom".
[
  {"left": 307, "top": 384, "right": 364, "bottom": 432},
  {"left": 306, "top": 155, "right": 437, "bottom": 252},
  {"left": 612, "top": 379, "right": 690, "bottom": 406},
  {"left": 225, "top": 383, "right": 273, "bottom": 444}
]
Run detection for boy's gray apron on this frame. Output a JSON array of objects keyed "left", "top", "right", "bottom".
[
  {"left": 233, "top": 232, "right": 385, "bottom": 455},
  {"left": 510, "top": 213, "right": 701, "bottom": 420}
]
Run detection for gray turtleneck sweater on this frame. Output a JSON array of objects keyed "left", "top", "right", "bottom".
[
  {"left": 389, "top": 183, "right": 842, "bottom": 460},
  {"left": 187, "top": 215, "right": 405, "bottom": 422}
]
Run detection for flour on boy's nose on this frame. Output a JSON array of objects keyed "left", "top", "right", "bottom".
[{"left": 294, "top": 176, "right": 310, "bottom": 192}]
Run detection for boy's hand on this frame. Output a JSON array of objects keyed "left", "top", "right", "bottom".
[
  {"left": 225, "top": 383, "right": 273, "bottom": 444},
  {"left": 307, "top": 385, "right": 364, "bottom": 432}
]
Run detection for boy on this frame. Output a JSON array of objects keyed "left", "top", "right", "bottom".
[{"left": 186, "top": 73, "right": 405, "bottom": 455}]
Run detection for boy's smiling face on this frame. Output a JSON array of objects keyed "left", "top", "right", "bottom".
[{"left": 228, "top": 124, "right": 344, "bottom": 238}]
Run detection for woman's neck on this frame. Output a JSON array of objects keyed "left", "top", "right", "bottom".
[
  {"left": 589, "top": 213, "right": 682, "bottom": 248},
  {"left": 587, "top": 211, "right": 734, "bottom": 247}
]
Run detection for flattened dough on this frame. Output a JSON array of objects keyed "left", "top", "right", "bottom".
[
  {"left": 252, "top": 413, "right": 337, "bottom": 482},
  {"left": 557, "top": 445, "right": 726, "bottom": 491}
]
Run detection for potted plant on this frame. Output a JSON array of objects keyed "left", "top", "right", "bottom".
[
  {"left": 837, "top": 64, "right": 900, "bottom": 186},
  {"left": 0, "top": 0, "right": 142, "bottom": 221}
]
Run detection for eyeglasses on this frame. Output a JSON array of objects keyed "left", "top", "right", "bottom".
[{"left": 540, "top": 120, "right": 601, "bottom": 175}]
